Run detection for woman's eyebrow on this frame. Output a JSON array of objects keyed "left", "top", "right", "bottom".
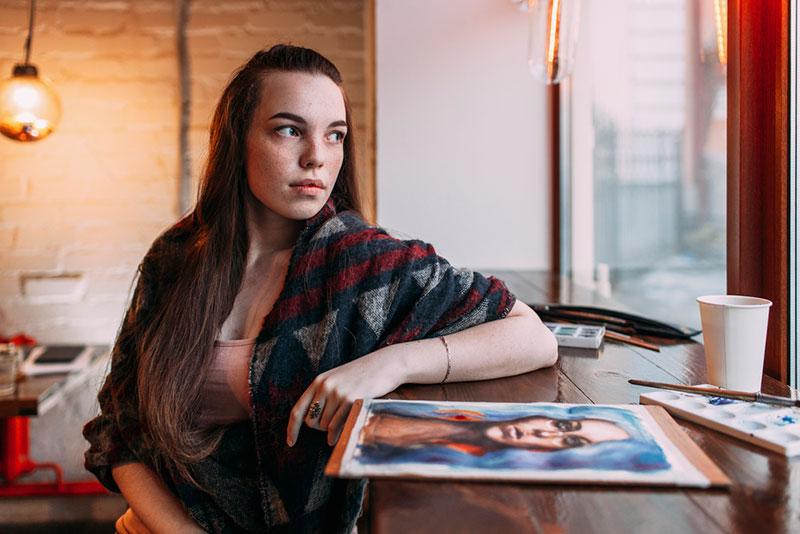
[{"left": 268, "top": 112, "right": 347, "bottom": 128}]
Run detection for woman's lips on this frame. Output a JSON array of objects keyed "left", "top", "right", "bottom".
[{"left": 290, "top": 180, "right": 325, "bottom": 195}]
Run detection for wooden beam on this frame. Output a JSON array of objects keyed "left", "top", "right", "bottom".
[{"left": 362, "top": 0, "right": 377, "bottom": 224}]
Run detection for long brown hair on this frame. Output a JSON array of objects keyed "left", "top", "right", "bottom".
[{"left": 132, "top": 45, "right": 361, "bottom": 483}]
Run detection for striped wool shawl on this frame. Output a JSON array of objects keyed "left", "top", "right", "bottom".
[{"left": 83, "top": 201, "right": 515, "bottom": 533}]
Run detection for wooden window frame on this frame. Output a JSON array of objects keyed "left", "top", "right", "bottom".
[
  {"left": 728, "top": 0, "right": 790, "bottom": 383},
  {"left": 550, "top": 0, "right": 792, "bottom": 383}
]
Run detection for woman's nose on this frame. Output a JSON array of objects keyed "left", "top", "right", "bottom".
[{"left": 300, "top": 139, "right": 324, "bottom": 169}]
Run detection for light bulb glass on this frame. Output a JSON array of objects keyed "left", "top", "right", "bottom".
[
  {"left": 0, "top": 69, "right": 61, "bottom": 142},
  {"left": 713, "top": 0, "right": 728, "bottom": 66},
  {"left": 527, "top": 0, "right": 582, "bottom": 85}
]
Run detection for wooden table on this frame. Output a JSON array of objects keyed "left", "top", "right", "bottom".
[
  {"left": 368, "top": 271, "right": 799, "bottom": 533},
  {"left": 0, "top": 373, "right": 67, "bottom": 418}
]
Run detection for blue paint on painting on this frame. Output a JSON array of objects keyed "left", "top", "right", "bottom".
[
  {"left": 709, "top": 397, "right": 737, "bottom": 406},
  {"left": 355, "top": 401, "right": 673, "bottom": 473},
  {"left": 775, "top": 415, "right": 797, "bottom": 426}
]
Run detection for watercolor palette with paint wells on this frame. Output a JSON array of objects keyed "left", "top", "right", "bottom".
[
  {"left": 545, "top": 322, "right": 605, "bottom": 349},
  {"left": 640, "top": 387, "right": 800, "bottom": 456}
]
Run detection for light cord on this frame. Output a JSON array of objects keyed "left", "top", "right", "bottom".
[{"left": 23, "top": 0, "right": 36, "bottom": 65}]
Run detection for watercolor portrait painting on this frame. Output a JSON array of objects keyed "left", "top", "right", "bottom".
[{"left": 329, "top": 400, "right": 717, "bottom": 487}]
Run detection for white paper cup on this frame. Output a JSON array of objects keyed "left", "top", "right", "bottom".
[{"left": 697, "top": 295, "right": 772, "bottom": 392}]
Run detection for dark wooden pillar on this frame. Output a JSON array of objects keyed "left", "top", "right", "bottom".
[{"left": 727, "top": 0, "right": 790, "bottom": 382}]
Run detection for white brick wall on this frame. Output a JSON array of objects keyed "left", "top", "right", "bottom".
[{"left": 0, "top": 0, "right": 372, "bottom": 344}]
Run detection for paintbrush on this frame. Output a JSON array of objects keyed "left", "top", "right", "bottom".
[
  {"left": 605, "top": 331, "right": 660, "bottom": 352},
  {"left": 628, "top": 379, "right": 800, "bottom": 407}
]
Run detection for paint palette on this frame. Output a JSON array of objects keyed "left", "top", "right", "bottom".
[
  {"left": 545, "top": 322, "right": 605, "bottom": 349},
  {"left": 640, "top": 387, "right": 800, "bottom": 456}
]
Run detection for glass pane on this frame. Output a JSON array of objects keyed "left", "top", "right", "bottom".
[{"left": 578, "top": 0, "right": 726, "bottom": 329}]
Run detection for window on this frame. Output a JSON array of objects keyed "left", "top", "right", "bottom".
[{"left": 565, "top": 0, "right": 726, "bottom": 330}]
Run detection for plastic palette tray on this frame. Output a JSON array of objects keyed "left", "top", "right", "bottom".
[
  {"left": 640, "top": 388, "right": 800, "bottom": 456},
  {"left": 544, "top": 322, "right": 605, "bottom": 349}
]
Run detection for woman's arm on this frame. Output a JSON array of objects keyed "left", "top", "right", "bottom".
[
  {"left": 287, "top": 301, "right": 557, "bottom": 446},
  {"left": 398, "top": 300, "right": 557, "bottom": 383},
  {"left": 112, "top": 462, "right": 205, "bottom": 534}
]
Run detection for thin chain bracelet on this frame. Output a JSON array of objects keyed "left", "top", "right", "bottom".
[{"left": 439, "top": 336, "right": 451, "bottom": 384}]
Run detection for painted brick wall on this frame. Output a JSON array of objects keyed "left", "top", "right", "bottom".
[{"left": 0, "top": 0, "right": 373, "bottom": 344}]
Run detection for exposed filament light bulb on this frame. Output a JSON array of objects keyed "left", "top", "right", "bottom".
[
  {"left": 0, "top": 0, "right": 61, "bottom": 142},
  {"left": 713, "top": 0, "right": 728, "bottom": 66},
  {"left": 527, "top": 0, "right": 581, "bottom": 85},
  {"left": 0, "top": 65, "right": 61, "bottom": 142}
]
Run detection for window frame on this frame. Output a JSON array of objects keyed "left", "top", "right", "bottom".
[
  {"left": 727, "top": 0, "right": 789, "bottom": 383},
  {"left": 552, "top": 0, "right": 793, "bottom": 384}
]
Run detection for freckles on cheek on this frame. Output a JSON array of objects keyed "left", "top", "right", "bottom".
[{"left": 248, "top": 147, "right": 283, "bottom": 181}]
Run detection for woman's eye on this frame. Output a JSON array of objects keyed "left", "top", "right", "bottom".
[
  {"left": 554, "top": 419, "right": 580, "bottom": 432},
  {"left": 327, "top": 130, "right": 346, "bottom": 143},
  {"left": 562, "top": 435, "right": 589, "bottom": 448},
  {"left": 276, "top": 126, "right": 301, "bottom": 137}
]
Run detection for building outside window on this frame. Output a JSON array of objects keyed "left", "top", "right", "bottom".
[{"left": 567, "top": 0, "right": 726, "bottom": 330}]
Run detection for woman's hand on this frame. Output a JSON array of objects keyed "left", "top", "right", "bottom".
[
  {"left": 286, "top": 348, "right": 404, "bottom": 447},
  {"left": 286, "top": 301, "right": 558, "bottom": 448}
]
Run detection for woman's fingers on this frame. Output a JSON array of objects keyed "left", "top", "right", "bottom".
[
  {"left": 318, "top": 389, "right": 343, "bottom": 429},
  {"left": 287, "top": 384, "right": 317, "bottom": 446},
  {"left": 326, "top": 403, "right": 352, "bottom": 446},
  {"left": 306, "top": 393, "right": 331, "bottom": 431},
  {"left": 288, "top": 360, "right": 377, "bottom": 447}
]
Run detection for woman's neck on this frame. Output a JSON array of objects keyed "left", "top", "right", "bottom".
[{"left": 244, "top": 193, "right": 303, "bottom": 257}]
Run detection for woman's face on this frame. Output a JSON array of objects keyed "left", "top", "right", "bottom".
[
  {"left": 484, "top": 416, "right": 630, "bottom": 450},
  {"left": 245, "top": 71, "right": 347, "bottom": 221}
]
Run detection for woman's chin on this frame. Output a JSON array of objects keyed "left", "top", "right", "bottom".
[
  {"left": 264, "top": 197, "right": 331, "bottom": 222},
  {"left": 484, "top": 427, "right": 504, "bottom": 444},
  {"left": 289, "top": 200, "right": 329, "bottom": 220}
]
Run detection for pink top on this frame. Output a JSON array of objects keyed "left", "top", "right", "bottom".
[{"left": 195, "top": 337, "right": 256, "bottom": 429}]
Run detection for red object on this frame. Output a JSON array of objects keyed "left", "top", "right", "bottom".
[
  {"left": 0, "top": 416, "right": 107, "bottom": 497},
  {"left": 0, "top": 332, "right": 37, "bottom": 346}
]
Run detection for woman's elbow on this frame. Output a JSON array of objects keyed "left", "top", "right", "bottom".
[
  {"left": 520, "top": 314, "right": 558, "bottom": 371},
  {"left": 505, "top": 300, "right": 558, "bottom": 370},
  {"left": 536, "top": 323, "right": 559, "bottom": 369}
]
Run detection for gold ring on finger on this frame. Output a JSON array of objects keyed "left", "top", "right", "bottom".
[{"left": 307, "top": 401, "right": 322, "bottom": 420}]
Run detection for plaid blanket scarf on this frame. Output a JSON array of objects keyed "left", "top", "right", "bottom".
[{"left": 83, "top": 201, "right": 515, "bottom": 533}]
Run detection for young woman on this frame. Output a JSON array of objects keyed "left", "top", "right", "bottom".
[{"left": 83, "top": 45, "right": 558, "bottom": 533}]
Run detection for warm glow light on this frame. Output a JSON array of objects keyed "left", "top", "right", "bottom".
[
  {"left": 527, "top": 0, "right": 580, "bottom": 85},
  {"left": 0, "top": 69, "right": 61, "bottom": 142},
  {"left": 12, "top": 85, "right": 39, "bottom": 108},
  {"left": 713, "top": 0, "right": 728, "bottom": 66},
  {"left": 546, "top": 0, "right": 562, "bottom": 82}
]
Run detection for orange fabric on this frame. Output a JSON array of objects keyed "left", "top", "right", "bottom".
[{"left": 115, "top": 508, "right": 153, "bottom": 534}]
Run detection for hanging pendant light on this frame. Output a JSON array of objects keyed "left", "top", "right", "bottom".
[
  {"left": 525, "top": 0, "right": 582, "bottom": 85},
  {"left": 0, "top": 0, "right": 61, "bottom": 142}
]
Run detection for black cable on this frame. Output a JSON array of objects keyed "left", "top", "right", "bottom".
[{"left": 23, "top": 0, "right": 36, "bottom": 65}]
